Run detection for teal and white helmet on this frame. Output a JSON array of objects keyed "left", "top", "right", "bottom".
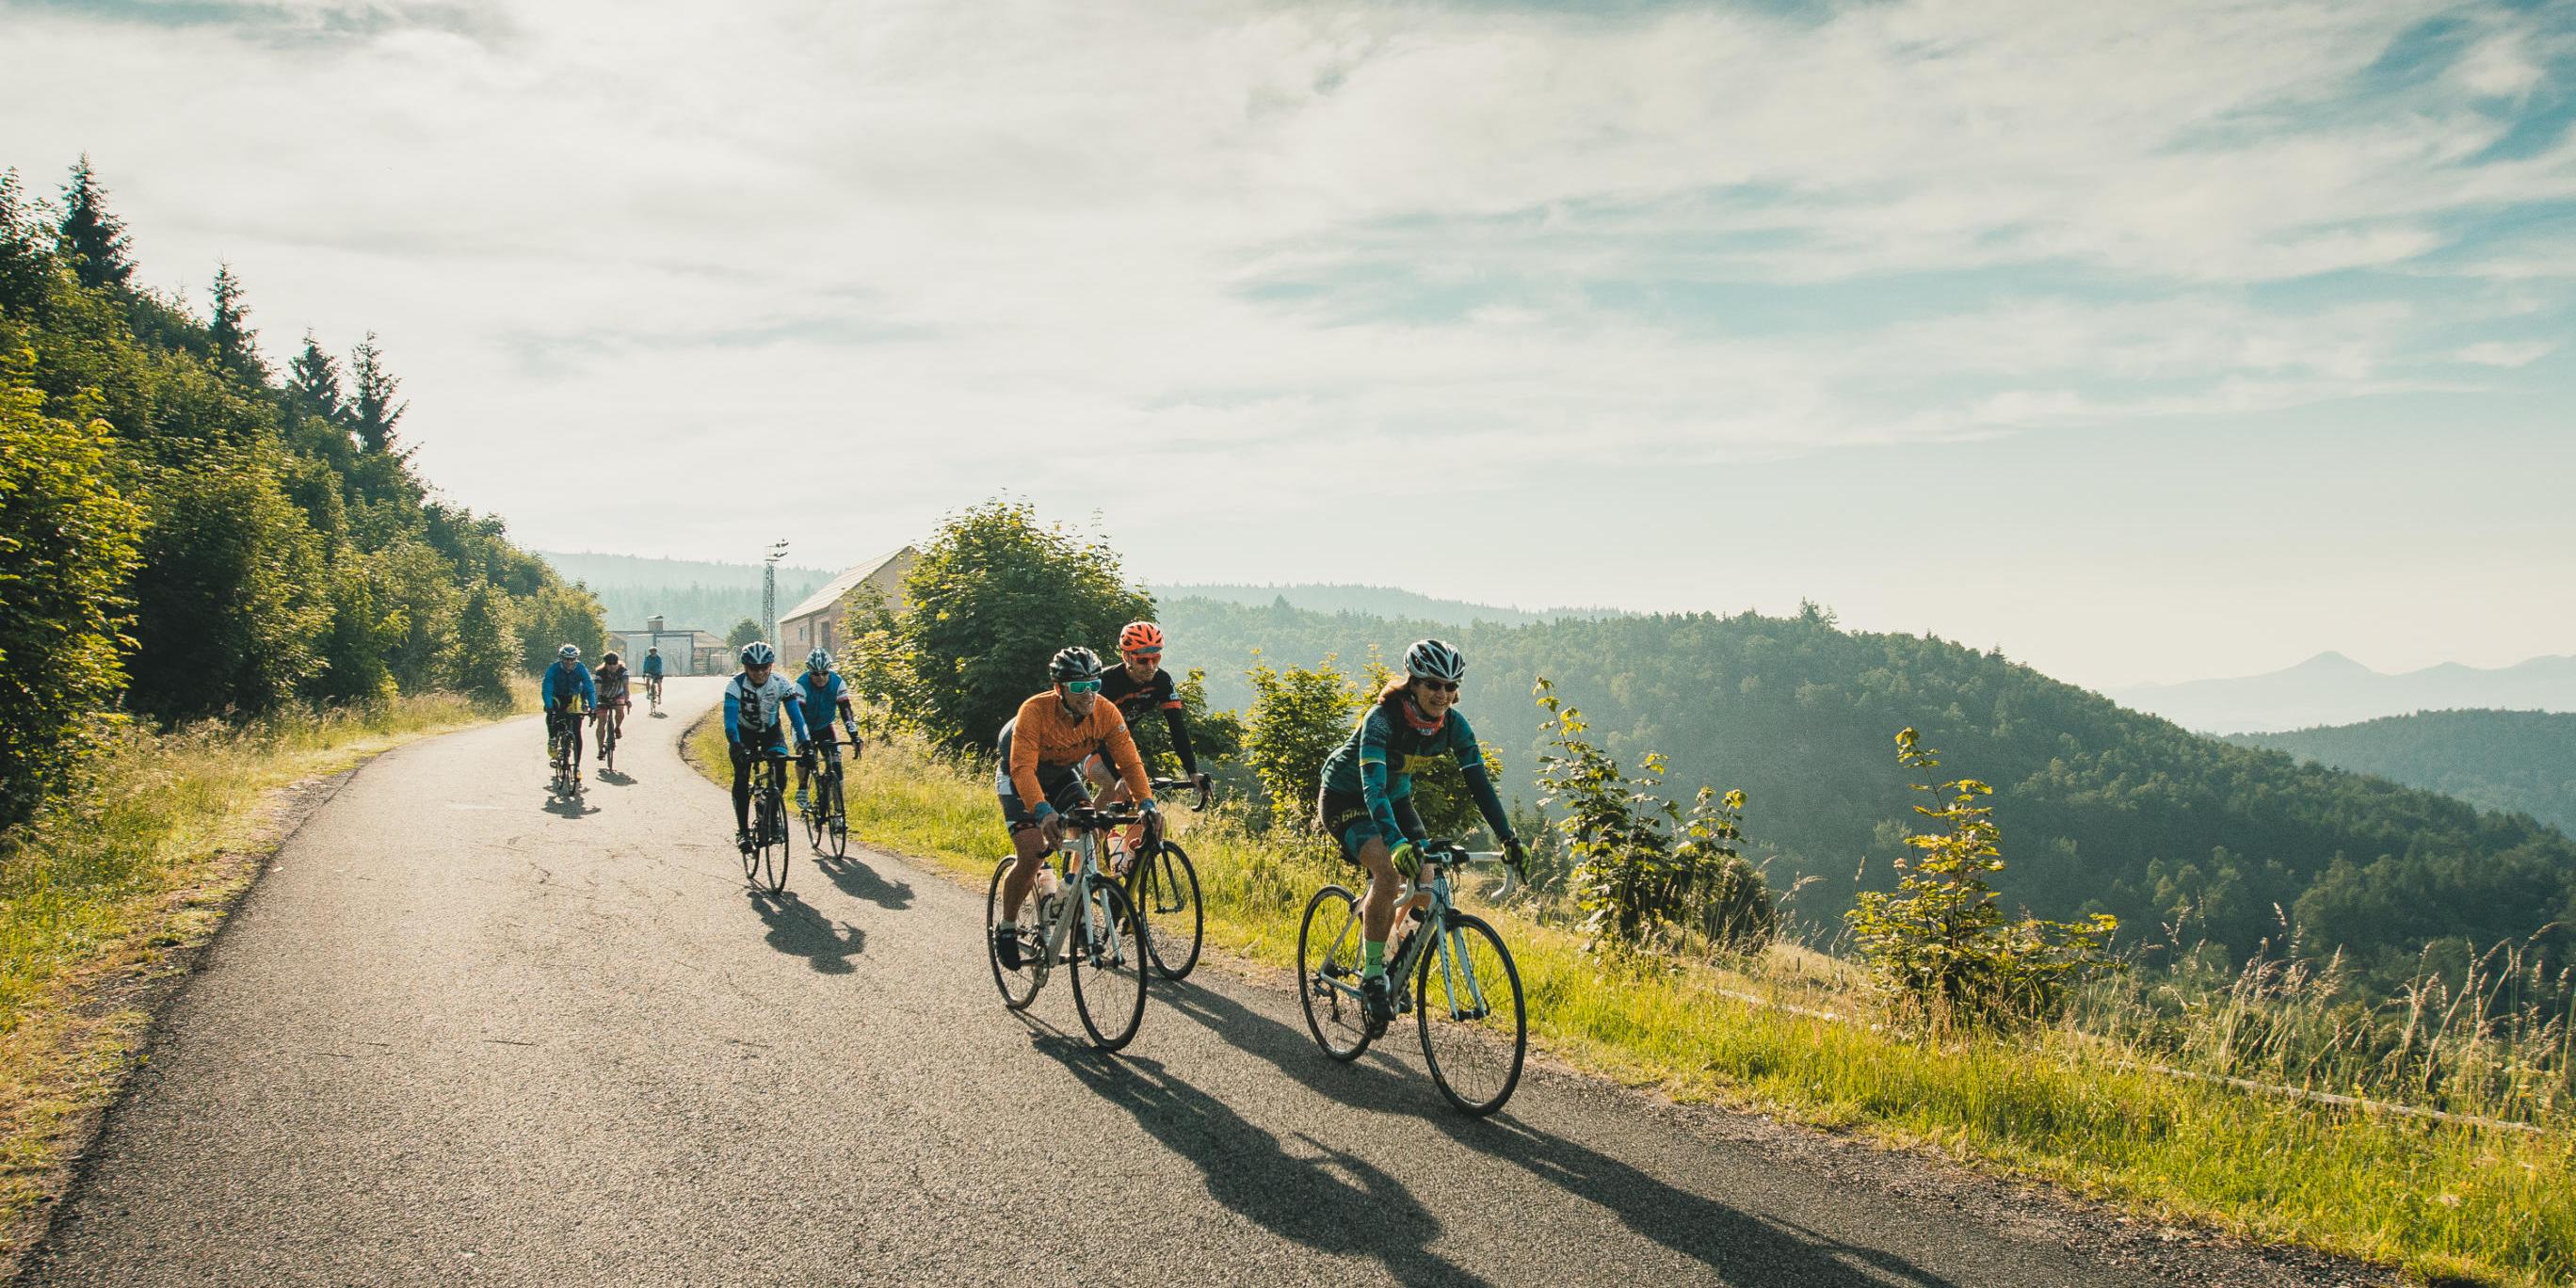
[{"left": 806, "top": 648, "right": 832, "bottom": 674}]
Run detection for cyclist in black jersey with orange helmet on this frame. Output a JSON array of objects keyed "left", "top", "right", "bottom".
[{"left": 1083, "top": 622, "right": 1211, "bottom": 845}]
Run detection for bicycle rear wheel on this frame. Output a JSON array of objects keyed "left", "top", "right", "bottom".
[
  {"left": 1138, "top": 842, "right": 1202, "bottom": 980},
  {"left": 1069, "top": 881, "right": 1148, "bottom": 1051},
  {"left": 800, "top": 773, "right": 825, "bottom": 847},
  {"left": 602, "top": 719, "right": 617, "bottom": 772},
  {"left": 985, "top": 857, "right": 1040, "bottom": 1010},
  {"left": 1416, "top": 912, "right": 1526, "bottom": 1117},
  {"left": 1297, "top": 885, "right": 1371, "bottom": 1061}
]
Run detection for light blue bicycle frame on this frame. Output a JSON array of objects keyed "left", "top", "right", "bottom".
[{"left": 1315, "top": 853, "right": 1501, "bottom": 1023}]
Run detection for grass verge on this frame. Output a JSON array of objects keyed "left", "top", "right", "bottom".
[
  {"left": 0, "top": 687, "right": 529, "bottom": 1267},
  {"left": 687, "top": 714, "right": 2572, "bottom": 1287}
]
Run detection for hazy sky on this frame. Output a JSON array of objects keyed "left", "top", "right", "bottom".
[{"left": 4, "top": 0, "right": 2569, "bottom": 689}]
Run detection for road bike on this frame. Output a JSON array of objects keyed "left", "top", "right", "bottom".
[
  {"left": 594, "top": 702, "right": 621, "bottom": 773},
  {"left": 1297, "top": 840, "right": 1527, "bottom": 1116},
  {"left": 984, "top": 802, "right": 1152, "bottom": 1051},
  {"left": 545, "top": 709, "right": 585, "bottom": 798},
  {"left": 799, "top": 735, "right": 853, "bottom": 859},
  {"left": 646, "top": 673, "right": 664, "bottom": 716},
  {"left": 740, "top": 748, "right": 792, "bottom": 894},
  {"left": 1120, "top": 777, "right": 1208, "bottom": 980}
]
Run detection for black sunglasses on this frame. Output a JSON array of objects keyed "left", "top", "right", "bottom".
[{"left": 1415, "top": 678, "right": 1458, "bottom": 693}]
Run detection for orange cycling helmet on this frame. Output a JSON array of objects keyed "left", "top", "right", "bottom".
[{"left": 1119, "top": 621, "right": 1165, "bottom": 654}]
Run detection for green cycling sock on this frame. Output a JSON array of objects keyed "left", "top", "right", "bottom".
[{"left": 1361, "top": 939, "right": 1387, "bottom": 979}]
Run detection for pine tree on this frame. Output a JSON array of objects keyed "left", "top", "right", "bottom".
[
  {"left": 56, "top": 155, "right": 136, "bottom": 292},
  {"left": 348, "top": 331, "right": 410, "bottom": 456},
  {"left": 207, "top": 262, "right": 267, "bottom": 380},
  {"left": 287, "top": 330, "right": 347, "bottom": 426},
  {"left": 0, "top": 169, "right": 53, "bottom": 314}
]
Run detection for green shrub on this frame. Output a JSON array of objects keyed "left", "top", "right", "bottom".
[
  {"left": 1535, "top": 678, "right": 1771, "bottom": 957},
  {"left": 0, "top": 363, "right": 142, "bottom": 829},
  {"left": 1845, "top": 728, "right": 2116, "bottom": 1026}
]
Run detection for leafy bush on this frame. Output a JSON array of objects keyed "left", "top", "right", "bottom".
[
  {"left": 1534, "top": 679, "right": 1771, "bottom": 957},
  {"left": 1845, "top": 728, "right": 2117, "bottom": 1027},
  {"left": 0, "top": 364, "right": 141, "bottom": 828},
  {"left": 1239, "top": 654, "right": 1364, "bottom": 831},
  {"left": 845, "top": 498, "right": 1152, "bottom": 754}
]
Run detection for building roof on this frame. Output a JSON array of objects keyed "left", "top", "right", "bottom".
[{"left": 781, "top": 546, "right": 916, "bottom": 623}]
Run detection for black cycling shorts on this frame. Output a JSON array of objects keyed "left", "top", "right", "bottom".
[{"left": 1317, "top": 787, "right": 1424, "bottom": 862}]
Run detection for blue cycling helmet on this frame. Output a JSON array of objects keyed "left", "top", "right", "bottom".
[
  {"left": 740, "top": 641, "right": 776, "bottom": 668},
  {"left": 557, "top": 644, "right": 580, "bottom": 661}
]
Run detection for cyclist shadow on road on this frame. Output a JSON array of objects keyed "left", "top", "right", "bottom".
[
  {"left": 541, "top": 793, "right": 598, "bottom": 818},
  {"left": 593, "top": 767, "right": 636, "bottom": 787},
  {"left": 1152, "top": 980, "right": 1970, "bottom": 1288},
  {"left": 1027, "top": 1030, "right": 1490, "bottom": 1288},
  {"left": 748, "top": 890, "right": 864, "bottom": 974},
  {"left": 810, "top": 853, "right": 914, "bottom": 910}
]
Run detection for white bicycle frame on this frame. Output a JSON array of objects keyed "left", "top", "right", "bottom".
[{"left": 1020, "top": 825, "right": 1135, "bottom": 991}]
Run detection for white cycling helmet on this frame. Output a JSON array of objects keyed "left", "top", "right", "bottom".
[
  {"left": 557, "top": 644, "right": 580, "bottom": 661},
  {"left": 1403, "top": 638, "right": 1465, "bottom": 682},
  {"left": 739, "top": 641, "right": 776, "bottom": 668},
  {"left": 806, "top": 648, "right": 832, "bottom": 673}
]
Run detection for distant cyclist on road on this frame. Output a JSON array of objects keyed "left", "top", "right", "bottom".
[
  {"left": 989, "top": 646, "right": 1156, "bottom": 970},
  {"left": 1315, "top": 638, "right": 1525, "bottom": 1027},
  {"left": 723, "top": 642, "right": 811, "bottom": 853},
  {"left": 591, "top": 651, "right": 632, "bottom": 756},
  {"left": 540, "top": 644, "right": 597, "bottom": 782},
  {"left": 640, "top": 645, "right": 666, "bottom": 705},
  {"left": 794, "top": 648, "right": 863, "bottom": 812},
  {"left": 1085, "top": 621, "right": 1213, "bottom": 835}
]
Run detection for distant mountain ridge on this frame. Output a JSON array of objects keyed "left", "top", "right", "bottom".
[
  {"left": 2110, "top": 652, "right": 2576, "bottom": 734},
  {"left": 1152, "top": 583, "right": 1623, "bottom": 630},
  {"left": 2227, "top": 710, "right": 2576, "bottom": 838}
]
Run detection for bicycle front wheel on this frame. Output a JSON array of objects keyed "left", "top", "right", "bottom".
[
  {"left": 1139, "top": 842, "right": 1202, "bottom": 980},
  {"left": 985, "top": 857, "right": 1040, "bottom": 1010},
  {"left": 823, "top": 774, "right": 848, "bottom": 859},
  {"left": 1069, "top": 881, "right": 1148, "bottom": 1052},
  {"left": 1297, "top": 885, "right": 1371, "bottom": 1061},
  {"left": 1416, "top": 912, "right": 1526, "bottom": 1117},
  {"left": 750, "top": 786, "right": 791, "bottom": 894}
]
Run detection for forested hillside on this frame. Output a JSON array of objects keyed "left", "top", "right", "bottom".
[
  {"left": 0, "top": 158, "right": 601, "bottom": 829},
  {"left": 2228, "top": 711, "right": 2576, "bottom": 838},
  {"left": 536, "top": 551, "right": 831, "bottom": 634},
  {"left": 1158, "top": 596, "right": 2576, "bottom": 990}
]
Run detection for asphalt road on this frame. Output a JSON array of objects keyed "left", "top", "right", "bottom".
[{"left": 23, "top": 678, "right": 2381, "bottom": 1286}]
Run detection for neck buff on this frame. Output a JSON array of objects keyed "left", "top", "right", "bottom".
[{"left": 1399, "top": 693, "right": 1448, "bottom": 735}]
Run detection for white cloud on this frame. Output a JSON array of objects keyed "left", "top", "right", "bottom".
[
  {"left": 0, "top": 0, "right": 2570, "bottom": 681},
  {"left": 2455, "top": 339, "right": 2554, "bottom": 367}
]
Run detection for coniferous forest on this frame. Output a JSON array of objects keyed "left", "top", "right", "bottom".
[
  {"left": 1159, "top": 595, "right": 2576, "bottom": 993},
  {"left": 0, "top": 158, "right": 603, "bottom": 830}
]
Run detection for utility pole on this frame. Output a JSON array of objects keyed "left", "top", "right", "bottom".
[{"left": 764, "top": 539, "right": 790, "bottom": 647}]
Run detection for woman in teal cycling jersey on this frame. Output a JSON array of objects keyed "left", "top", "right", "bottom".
[{"left": 1314, "top": 638, "right": 1525, "bottom": 1025}]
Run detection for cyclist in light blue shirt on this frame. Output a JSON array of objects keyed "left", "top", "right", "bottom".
[{"left": 794, "top": 649, "right": 864, "bottom": 812}]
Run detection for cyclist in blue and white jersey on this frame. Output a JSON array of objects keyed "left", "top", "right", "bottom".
[
  {"left": 794, "top": 648, "right": 864, "bottom": 812},
  {"left": 723, "top": 641, "right": 811, "bottom": 852},
  {"left": 540, "top": 644, "right": 597, "bottom": 781}
]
